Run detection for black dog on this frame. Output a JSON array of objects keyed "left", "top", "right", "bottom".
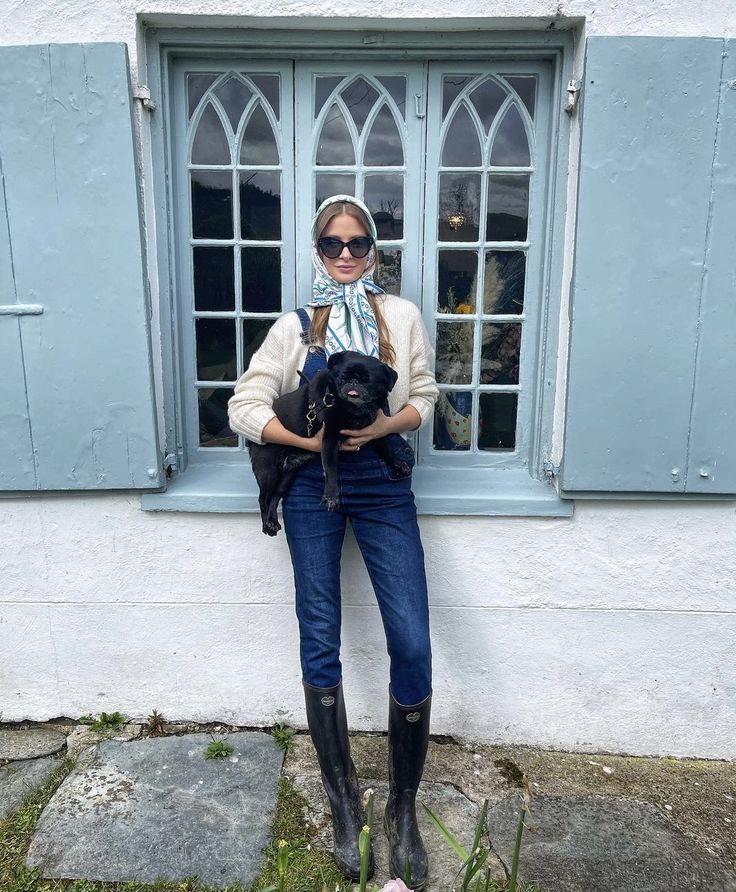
[{"left": 248, "top": 351, "right": 413, "bottom": 536}]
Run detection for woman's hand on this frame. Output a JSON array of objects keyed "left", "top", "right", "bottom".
[{"left": 339, "top": 409, "right": 393, "bottom": 450}]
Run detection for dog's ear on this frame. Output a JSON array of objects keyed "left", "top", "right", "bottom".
[
  {"left": 327, "top": 351, "right": 348, "bottom": 371},
  {"left": 383, "top": 364, "right": 399, "bottom": 392}
]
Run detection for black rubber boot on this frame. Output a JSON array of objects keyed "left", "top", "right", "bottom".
[
  {"left": 303, "top": 680, "right": 375, "bottom": 881},
  {"left": 384, "top": 686, "right": 432, "bottom": 891}
]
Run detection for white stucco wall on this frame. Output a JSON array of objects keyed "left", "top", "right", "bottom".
[{"left": 1, "top": 0, "right": 735, "bottom": 758}]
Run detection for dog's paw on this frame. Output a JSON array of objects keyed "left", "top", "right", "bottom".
[
  {"left": 321, "top": 494, "right": 340, "bottom": 511},
  {"left": 263, "top": 519, "right": 281, "bottom": 536}
]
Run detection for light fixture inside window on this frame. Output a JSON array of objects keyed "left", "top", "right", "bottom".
[{"left": 448, "top": 212, "right": 465, "bottom": 231}]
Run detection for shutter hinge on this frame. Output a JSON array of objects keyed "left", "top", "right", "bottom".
[
  {"left": 543, "top": 459, "right": 559, "bottom": 481},
  {"left": 564, "top": 79, "right": 581, "bottom": 115},
  {"left": 163, "top": 451, "right": 178, "bottom": 478},
  {"left": 133, "top": 85, "right": 157, "bottom": 112},
  {"left": 414, "top": 93, "right": 426, "bottom": 119}
]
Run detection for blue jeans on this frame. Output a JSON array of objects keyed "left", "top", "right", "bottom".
[{"left": 282, "top": 435, "right": 432, "bottom": 706}]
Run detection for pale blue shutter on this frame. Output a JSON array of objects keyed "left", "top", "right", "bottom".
[
  {"left": 0, "top": 42, "right": 162, "bottom": 491},
  {"left": 561, "top": 37, "right": 735, "bottom": 495}
]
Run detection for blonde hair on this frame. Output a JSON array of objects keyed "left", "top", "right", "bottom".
[{"left": 311, "top": 202, "right": 396, "bottom": 368}]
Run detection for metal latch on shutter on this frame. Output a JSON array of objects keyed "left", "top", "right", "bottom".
[
  {"left": 564, "top": 79, "right": 581, "bottom": 115},
  {"left": 0, "top": 304, "right": 44, "bottom": 315},
  {"left": 133, "top": 85, "right": 157, "bottom": 111}
]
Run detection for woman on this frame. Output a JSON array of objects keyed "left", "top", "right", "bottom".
[{"left": 227, "top": 194, "right": 439, "bottom": 890}]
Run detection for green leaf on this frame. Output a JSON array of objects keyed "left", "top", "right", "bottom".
[{"left": 422, "top": 802, "right": 470, "bottom": 862}]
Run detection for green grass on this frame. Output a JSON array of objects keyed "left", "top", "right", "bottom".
[{"left": 0, "top": 754, "right": 343, "bottom": 892}]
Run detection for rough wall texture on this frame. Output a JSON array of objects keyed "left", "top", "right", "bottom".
[{"left": 1, "top": 0, "right": 735, "bottom": 757}]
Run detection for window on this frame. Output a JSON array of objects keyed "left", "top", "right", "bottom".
[{"left": 142, "top": 31, "right": 574, "bottom": 514}]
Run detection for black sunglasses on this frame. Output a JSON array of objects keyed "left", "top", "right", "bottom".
[{"left": 317, "top": 236, "right": 374, "bottom": 259}]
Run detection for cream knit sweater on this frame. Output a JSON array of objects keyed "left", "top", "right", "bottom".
[{"left": 227, "top": 294, "right": 439, "bottom": 445}]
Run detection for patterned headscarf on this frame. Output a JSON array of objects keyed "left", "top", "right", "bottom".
[{"left": 306, "top": 194, "right": 385, "bottom": 358}]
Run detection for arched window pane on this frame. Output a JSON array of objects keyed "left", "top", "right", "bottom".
[
  {"left": 240, "top": 104, "right": 279, "bottom": 166},
  {"left": 191, "top": 103, "right": 231, "bottom": 165},
  {"left": 442, "top": 75, "right": 475, "bottom": 118},
  {"left": 469, "top": 78, "right": 507, "bottom": 134},
  {"left": 491, "top": 105, "right": 531, "bottom": 167},
  {"left": 250, "top": 75, "right": 280, "bottom": 119},
  {"left": 503, "top": 76, "right": 537, "bottom": 119},
  {"left": 442, "top": 103, "right": 481, "bottom": 167},
  {"left": 364, "top": 105, "right": 403, "bottom": 166},
  {"left": 316, "top": 103, "right": 356, "bottom": 166},
  {"left": 377, "top": 76, "right": 407, "bottom": 119},
  {"left": 341, "top": 78, "right": 380, "bottom": 133},
  {"left": 188, "top": 73, "right": 217, "bottom": 119},
  {"left": 315, "top": 76, "right": 342, "bottom": 118},
  {"left": 214, "top": 76, "right": 252, "bottom": 131}
]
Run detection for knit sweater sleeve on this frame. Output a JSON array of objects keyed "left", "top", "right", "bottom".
[
  {"left": 227, "top": 315, "right": 288, "bottom": 444},
  {"left": 405, "top": 304, "right": 440, "bottom": 430}
]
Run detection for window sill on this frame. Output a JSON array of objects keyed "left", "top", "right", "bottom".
[{"left": 140, "top": 461, "right": 574, "bottom": 517}]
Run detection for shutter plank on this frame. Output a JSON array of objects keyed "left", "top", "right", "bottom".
[
  {"left": 561, "top": 37, "right": 724, "bottom": 493},
  {"left": 0, "top": 43, "right": 161, "bottom": 490},
  {"left": 686, "top": 41, "right": 736, "bottom": 493}
]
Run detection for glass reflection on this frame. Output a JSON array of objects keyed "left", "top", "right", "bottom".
[
  {"left": 341, "top": 78, "right": 380, "bottom": 133},
  {"left": 250, "top": 74, "right": 280, "bottom": 120},
  {"left": 196, "top": 318, "right": 236, "bottom": 381},
  {"left": 377, "top": 76, "right": 407, "bottom": 118},
  {"left": 315, "top": 76, "right": 343, "bottom": 118},
  {"left": 187, "top": 73, "right": 218, "bottom": 119},
  {"left": 376, "top": 249, "right": 402, "bottom": 294},
  {"left": 438, "top": 174, "right": 481, "bottom": 242},
  {"left": 478, "top": 392, "right": 517, "bottom": 450},
  {"left": 240, "top": 105, "right": 279, "bottom": 165},
  {"left": 364, "top": 105, "right": 403, "bottom": 166},
  {"left": 199, "top": 388, "right": 237, "bottom": 447},
  {"left": 241, "top": 247, "right": 281, "bottom": 312},
  {"left": 483, "top": 251, "right": 526, "bottom": 314},
  {"left": 214, "top": 76, "right": 252, "bottom": 131},
  {"left": 442, "top": 75, "right": 475, "bottom": 118},
  {"left": 442, "top": 103, "right": 481, "bottom": 167},
  {"left": 487, "top": 175, "right": 529, "bottom": 242},
  {"left": 243, "top": 318, "right": 276, "bottom": 369},
  {"left": 490, "top": 105, "right": 531, "bottom": 167},
  {"left": 316, "top": 103, "right": 356, "bottom": 166},
  {"left": 191, "top": 171, "right": 233, "bottom": 239},
  {"left": 240, "top": 171, "right": 281, "bottom": 240},
  {"left": 365, "top": 174, "right": 404, "bottom": 239},
  {"left": 437, "top": 251, "right": 477, "bottom": 314},
  {"left": 191, "top": 103, "right": 231, "bottom": 165},
  {"left": 316, "top": 174, "right": 356, "bottom": 209},
  {"left": 434, "top": 391, "right": 472, "bottom": 450},
  {"left": 435, "top": 322, "right": 474, "bottom": 385},
  {"left": 480, "top": 323, "right": 521, "bottom": 385},
  {"left": 503, "top": 76, "right": 536, "bottom": 119},
  {"left": 468, "top": 78, "right": 507, "bottom": 134},
  {"left": 193, "top": 247, "right": 235, "bottom": 312}
]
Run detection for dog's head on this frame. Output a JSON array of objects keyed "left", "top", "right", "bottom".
[{"left": 326, "top": 350, "right": 398, "bottom": 408}]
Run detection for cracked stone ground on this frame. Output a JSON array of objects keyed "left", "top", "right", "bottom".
[{"left": 1, "top": 723, "right": 735, "bottom": 891}]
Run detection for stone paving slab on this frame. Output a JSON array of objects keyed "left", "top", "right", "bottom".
[
  {"left": 0, "top": 728, "right": 66, "bottom": 761},
  {"left": 0, "top": 757, "right": 64, "bottom": 820},
  {"left": 25, "top": 731, "right": 284, "bottom": 887},
  {"left": 286, "top": 734, "right": 508, "bottom": 890},
  {"left": 488, "top": 793, "right": 736, "bottom": 892}
]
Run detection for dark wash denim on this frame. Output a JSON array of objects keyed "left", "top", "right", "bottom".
[
  {"left": 281, "top": 310, "right": 432, "bottom": 706},
  {"left": 282, "top": 440, "right": 432, "bottom": 705}
]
